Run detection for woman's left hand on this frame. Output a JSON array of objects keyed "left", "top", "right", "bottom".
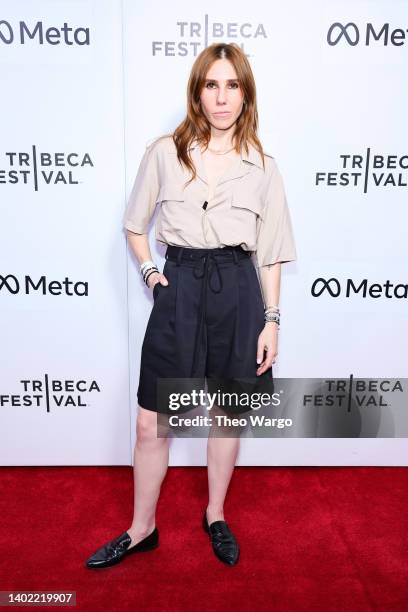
[{"left": 256, "top": 322, "right": 279, "bottom": 375}]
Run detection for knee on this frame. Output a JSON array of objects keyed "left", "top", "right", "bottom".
[
  {"left": 136, "top": 410, "right": 163, "bottom": 444},
  {"left": 136, "top": 414, "right": 157, "bottom": 442}
]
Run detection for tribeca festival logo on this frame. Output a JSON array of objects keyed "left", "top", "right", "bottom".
[
  {"left": 311, "top": 277, "right": 408, "bottom": 300},
  {"left": 305, "top": 377, "right": 403, "bottom": 411},
  {"left": 315, "top": 150, "right": 408, "bottom": 194},
  {"left": 0, "top": 146, "right": 94, "bottom": 191},
  {"left": 151, "top": 14, "right": 267, "bottom": 56},
  {"left": 0, "top": 274, "right": 88, "bottom": 296},
  {"left": 327, "top": 22, "right": 408, "bottom": 46},
  {"left": 0, "top": 375, "right": 101, "bottom": 413},
  {"left": 0, "top": 20, "right": 90, "bottom": 45}
]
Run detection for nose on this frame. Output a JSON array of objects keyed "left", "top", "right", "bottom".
[{"left": 216, "top": 86, "right": 228, "bottom": 104}]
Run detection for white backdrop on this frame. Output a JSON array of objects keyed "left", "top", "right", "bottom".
[{"left": 1, "top": 0, "right": 407, "bottom": 466}]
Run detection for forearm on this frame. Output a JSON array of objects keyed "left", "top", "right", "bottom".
[
  {"left": 258, "top": 263, "right": 281, "bottom": 310},
  {"left": 126, "top": 230, "right": 153, "bottom": 265},
  {"left": 126, "top": 230, "right": 164, "bottom": 289},
  {"left": 256, "top": 263, "right": 281, "bottom": 370}
]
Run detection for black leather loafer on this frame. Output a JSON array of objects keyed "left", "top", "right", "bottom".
[
  {"left": 202, "top": 510, "right": 239, "bottom": 566},
  {"left": 85, "top": 527, "right": 159, "bottom": 569}
]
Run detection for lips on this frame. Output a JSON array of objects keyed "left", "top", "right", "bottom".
[{"left": 214, "top": 112, "right": 231, "bottom": 116}]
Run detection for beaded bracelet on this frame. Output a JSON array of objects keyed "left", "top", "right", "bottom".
[
  {"left": 265, "top": 312, "right": 280, "bottom": 325},
  {"left": 142, "top": 264, "right": 158, "bottom": 279},
  {"left": 142, "top": 265, "right": 158, "bottom": 279},
  {"left": 144, "top": 268, "right": 159, "bottom": 286},
  {"left": 264, "top": 304, "right": 280, "bottom": 326},
  {"left": 140, "top": 260, "right": 159, "bottom": 286}
]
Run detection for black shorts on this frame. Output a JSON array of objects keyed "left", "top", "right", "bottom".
[{"left": 137, "top": 245, "right": 274, "bottom": 414}]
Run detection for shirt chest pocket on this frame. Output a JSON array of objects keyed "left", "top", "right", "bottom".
[
  {"left": 157, "top": 182, "right": 186, "bottom": 205},
  {"left": 230, "top": 184, "right": 264, "bottom": 220}
]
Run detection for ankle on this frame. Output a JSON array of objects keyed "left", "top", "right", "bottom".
[
  {"left": 206, "top": 506, "right": 225, "bottom": 522},
  {"left": 128, "top": 523, "right": 156, "bottom": 540}
]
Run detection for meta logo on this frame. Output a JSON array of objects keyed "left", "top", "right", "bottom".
[
  {"left": 0, "top": 20, "right": 90, "bottom": 45},
  {"left": 327, "top": 22, "right": 408, "bottom": 46},
  {"left": 311, "top": 278, "right": 408, "bottom": 299},
  {"left": 315, "top": 150, "right": 408, "bottom": 193},
  {"left": 152, "top": 14, "right": 267, "bottom": 56},
  {"left": 0, "top": 375, "right": 101, "bottom": 412},
  {"left": 0, "top": 274, "right": 88, "bottom": 296},
  {"left": 0, "top": 146, "right": 94, "bottom": 190}
]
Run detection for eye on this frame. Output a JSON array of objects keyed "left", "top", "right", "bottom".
[{"left": 204, "top": 81, "right": 240, "bottom": 89}]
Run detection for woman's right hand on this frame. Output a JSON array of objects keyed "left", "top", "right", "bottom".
[{"left": 147, "top": 271, "right": 169, "bottom": 291}]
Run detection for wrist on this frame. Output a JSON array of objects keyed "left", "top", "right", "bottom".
[
  {"left": 141, "top": 260, "right": 159, "bottom": 286},
  {"left": 265, "top": 320, "right": 280, "bottom": 329}
]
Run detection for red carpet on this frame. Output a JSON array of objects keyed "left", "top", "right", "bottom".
[{"left": 0, "top": 466, "right": 407, "bottom": 611}]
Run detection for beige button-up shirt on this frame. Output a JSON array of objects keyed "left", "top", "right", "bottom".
[{"left": 122, "top": 135, "right": 297, "bottom": 268}]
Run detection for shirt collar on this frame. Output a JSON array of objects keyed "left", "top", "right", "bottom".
[{"left": 241, "top": 143, "right": 265, "bottom": 170}]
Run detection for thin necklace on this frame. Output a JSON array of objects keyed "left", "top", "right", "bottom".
[{"left": 207, "top": 145, "right": 235, "bottom": 155}]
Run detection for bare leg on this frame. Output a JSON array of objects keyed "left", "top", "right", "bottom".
[
  {"left": 205, "top": 406, "right": 240, "bottom": 524},
  {"left": 126, "top": 406, "right": 169, "bottom": 547}
]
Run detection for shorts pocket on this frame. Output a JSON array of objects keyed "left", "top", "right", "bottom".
[{"left": 152, "top": 282, "right": 161, "bottom": 300}]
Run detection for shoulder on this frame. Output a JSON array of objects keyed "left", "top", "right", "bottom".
[
  {"left": 263, "top": 153, "right": 278, "bottom": 177},
  {"left": 258, "top": 143, "right": 278, "bottom": 174},
  {"left": 252, "top": 144, "right": 285, "bottom": 197},
  {"left": 246, "top": 141, "right": 278, "bottom": 177},
  {"left": 136, "top": 134, "right": 175, "bottom": 175},
  {"left": 144, "top": 133, "right": 175, "bottom": 155},
  {"left": 259, "top": 146, "right": 283, "bottom": 186}
]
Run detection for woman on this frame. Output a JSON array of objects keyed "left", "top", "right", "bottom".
[{"left": 85, "top": 42, "right": 297, "bottom": 569}]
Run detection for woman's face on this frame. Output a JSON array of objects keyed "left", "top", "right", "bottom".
[{"left": 199, "top": 58, "right": 244, "bottom": 132}]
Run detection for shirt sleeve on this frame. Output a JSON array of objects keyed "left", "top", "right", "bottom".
[
  {"left": 122, "top": 142, "right": 160, "bottom": 234},
  {"left": 254, "top": 162, "right": 297, "bottom": 267}
]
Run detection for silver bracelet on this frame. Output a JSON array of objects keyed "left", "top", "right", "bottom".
[
  {"left": 265, "top": 312, "right": 280, "bottom": 325},
  {"left": 140, "top": 261, "right": 159, "bottom": 285},
  {"left": 140, "top": 260, "right": 156, "bottom": 274},
  {"left": 265, "top": 306, "right": 280, "bottom": 313}
]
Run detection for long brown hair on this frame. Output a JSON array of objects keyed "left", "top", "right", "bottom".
[{"left": 170, "top": 43, "right": 266, "bottom": 186}]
